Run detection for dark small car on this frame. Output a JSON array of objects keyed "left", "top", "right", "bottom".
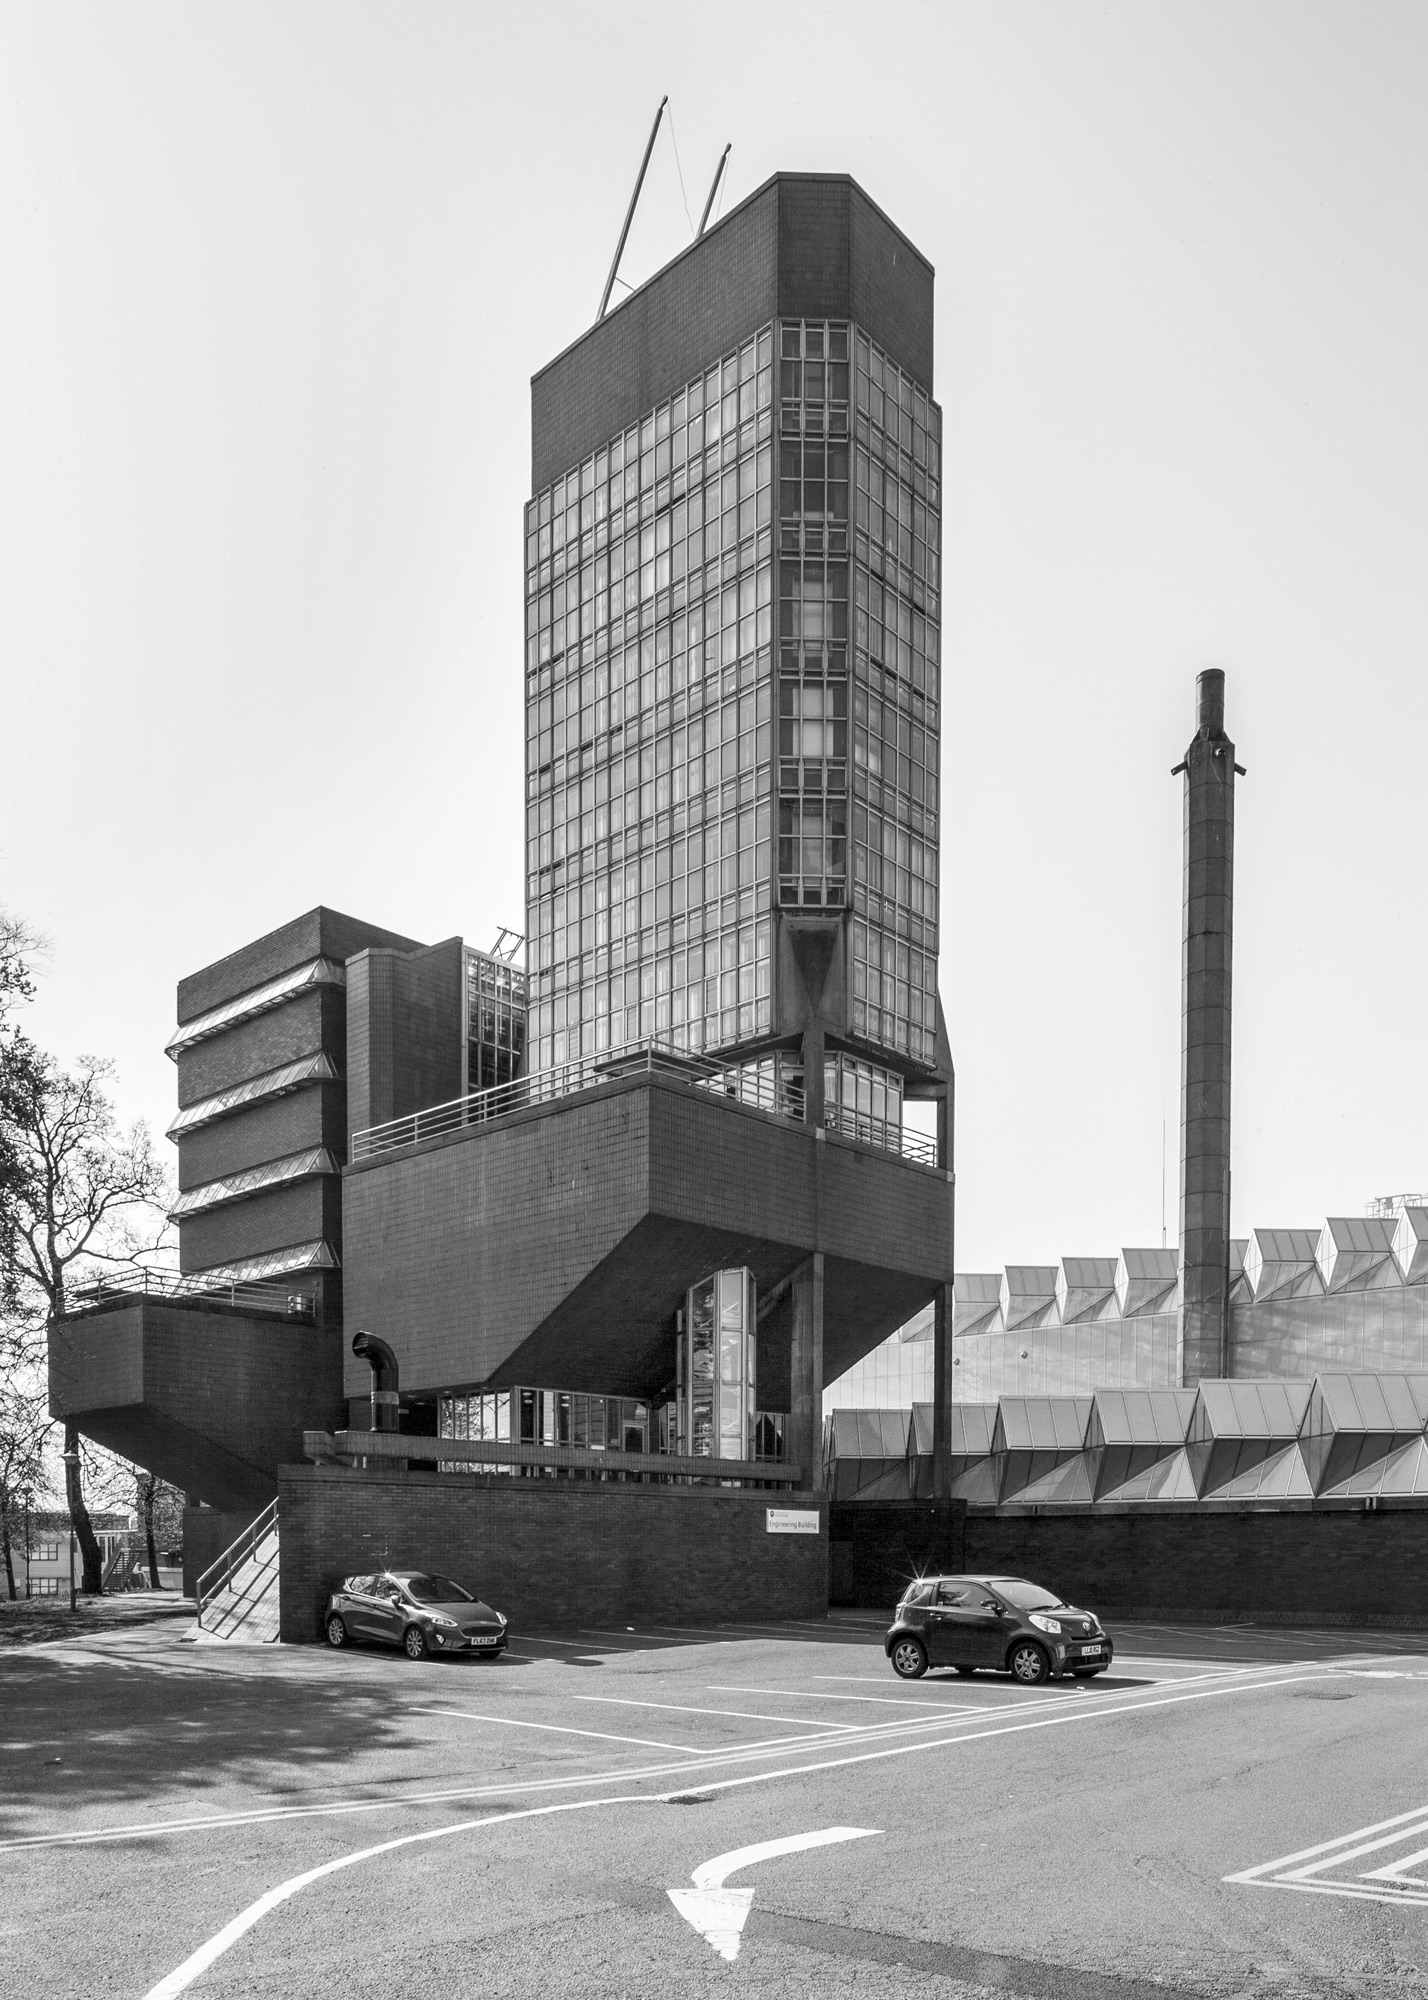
[
  {"left": 324, "top": 1570, "right": 508, "bottom": 1661},
  {"left": 885, "top": 1574, "right": 1112, "bottom": 1685}
]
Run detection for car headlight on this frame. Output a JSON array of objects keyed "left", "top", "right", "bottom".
[
  {"left": 429, "top": 1613, "right": 459, "bottom": 1628},
  {"left": 1029, "top": 1613, "right": 1062, "bottom": 1635}
]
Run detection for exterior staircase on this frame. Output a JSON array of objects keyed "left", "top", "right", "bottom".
[{"left": 184, "top": 1499, "right": 280, "bottom": 1643}]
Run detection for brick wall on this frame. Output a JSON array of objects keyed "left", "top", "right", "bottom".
[
  {"left": 177, "top": 907, "right": 424, "bottom": 1021},
  {"left": 179, "top": 1177, "right": 339, "bottom": 1272},
  {"left": 829, "top": 1503, "right": 1428, "bottom": 1623},
  {"left": 345, "top": 938, "right": 464, "bottom": 1143},
  {"left": 340, "top": 1075, "right": 954, "bottom": 1402},
  {"left": 50, "top": 1298, "right": 345, "bottom": 1511},
  {"left": 278, "top": 1466, "right": 828, "bottom": 1641},
  {"left": 828, "top": 1501, "right": 965, "bottom": 1608},
  {"left": 178, "top": 1083, "right": 344, "bottom": 1188},
  {"left": 961, "top": 1506, "right": 1428, "bottom": 1623},
  {"left": 177, "top": 989, "right": 339, "bottom": 1105},
  {"left": 530, "top": 174, "right": 934, "bottom": 492}
]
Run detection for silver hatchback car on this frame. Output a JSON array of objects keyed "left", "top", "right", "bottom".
[{"left": 324, "top": 1570, "right": 508, "bottom": 1661}]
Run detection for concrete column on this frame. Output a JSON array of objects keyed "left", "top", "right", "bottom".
[
  {"left": 800, "top": 1022, "right": 826, "bottom": 1129},
  {"left": 1176, "top": 669, "right": 1240, "bottom": 1384},
  {"left": 932, "top": 1281, "right": 951, "bottom": 1498},
  {"left": 789, "top": 1252, "right": 825, "bottom": 1492}
]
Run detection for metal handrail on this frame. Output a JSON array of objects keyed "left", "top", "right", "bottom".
[
  {"left": 66, "top": 1269, "right": 315, "bottom": 1320},
  {"left": 333, "top": 1428, "right": 806, "bottom": 1486},
  {"left": 351, "top": 1037, "right": 941, "bottom": 1169},
  {"left": 350, "top": 1041, "right": 794, "bottom": 1160},
  {"left": 824, "top": 1102, "right": 940, "bottom": 1168},
  {"left": 196, "top": 1498, "right": 279, "bottom": 1622}
]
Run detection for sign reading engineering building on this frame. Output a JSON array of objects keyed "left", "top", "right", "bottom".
[{"left": 766, "top": 1508, "right": 820, "bottom": 1535}]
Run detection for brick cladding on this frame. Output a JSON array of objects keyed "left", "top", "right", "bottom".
[
  {"left": 961, "top": 1508, "right": 1428, "bottom": 1623},
  {"left": 345, "top": 939, "right": 464, "bottom": 1143},
  {"left": 828, "top": 1504, "right": 1428, "bottom": 1624},
  {"left": 177, "top": 990, "right": 339, "bottom": 1106},
  {"left": 178, "top": 1082, "right": 343, "bottom": 1189},
  {"left": 341, "top": 1076, "right": 953, "bottom": 1402},
  {"left": 530, "top": 175, "right": 934, "bottom": 491},
  {"left": 51, "top": 1299, "right": 344, "bottom": 1511},
  {"left": 532, "top": 182, "right": 779, "bottom": 491},
  {"left": 180, "top": 1178, "right": 340, "bottom": 1273},
  {"left": 278, "top": 1466, "right": 828, "bottom": 1641},
  {"left": 177, "top": 907, "right": 423, "bottom": 1021}
]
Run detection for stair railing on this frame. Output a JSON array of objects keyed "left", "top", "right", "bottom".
[{"left": 195, "top": 1497, "right": 279, "bottom": 1628}]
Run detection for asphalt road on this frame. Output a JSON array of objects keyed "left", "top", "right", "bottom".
[{"left": 4, "top": 1611, "right": 1428, "bottom": 1999}]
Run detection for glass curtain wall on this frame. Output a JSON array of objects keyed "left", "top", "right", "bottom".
[
  {"left": 849, "top": 330, "right": 942, "bottom": 1068},
  {"left": 679, "top": 1268, "right": 757, "bottom": 1458},
  {"left": 524, "top": 330, "right": 777, "bottom": 1075},
  {"left": 464, "top": 949, "right": 527, "bottom": 1095}
]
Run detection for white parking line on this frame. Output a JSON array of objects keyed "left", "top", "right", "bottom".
[
  {"left": 710, "top": 1683, "right": 999, "bottom": 1714},
  {"left": 409, "top": 1706, "right": 702, "bottom": 1754},
  {"left": 140, "top": 1792, "right": 663, "bottom": 1998},
  {"left": 143, "top": 1665, "right": 1345, "bottom": 1993},
  {"left": 1227, "top": 1801, "right": 1428, "bottom": 1907},
  {"left": 6, "top": 1658, "right": 1336, "bottom": 1859},
  {"left": 573, "top": 1694, "right": 856, "bottom": 1732}
]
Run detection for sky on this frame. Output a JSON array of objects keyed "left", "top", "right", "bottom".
[{"left": 2, "top": 2, "right": 1426, "bottom": 1278}]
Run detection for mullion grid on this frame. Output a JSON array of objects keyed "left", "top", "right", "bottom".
[
  {"left": 848, "top": 326, "right": 943, "bottom": 1069},
  {"left": 524, "top": 328, "right": 777, "bottom": 1074},
  {"left": 777, "top": 319, "right": 852, "bottom": 909}
]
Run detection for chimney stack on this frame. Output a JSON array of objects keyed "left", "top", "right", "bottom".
[{"left": 1176, "top": 669, "right": 1240, "bottom": 1383}]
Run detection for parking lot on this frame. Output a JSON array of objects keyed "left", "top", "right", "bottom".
[{"left": 4, "top": 1611, "right": 1428, "bottom": 1999}]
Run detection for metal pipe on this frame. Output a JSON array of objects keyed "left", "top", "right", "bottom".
[
  {"left": 598, "top": 96, "right": 668, "bottom": 322},
  {"left": 697, "top": 144, "right": 731, "bottom": 238},
  {"left": 352, "top": 1330, "right": 400, "bottom": 1433}
]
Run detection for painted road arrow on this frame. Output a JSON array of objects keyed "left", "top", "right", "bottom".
[{"left": 668, "top": 1825, "right": 881, "bottom": 1961}]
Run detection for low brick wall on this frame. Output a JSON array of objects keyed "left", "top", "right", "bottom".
[
  {"left": 828, "top": 1501, "right": 966, "bottom": 1609},
  {"left": 277, "top": 1467, "right": 829, "bottom": 1642},
  {"left": 961, "top": 1506, "right": 1428, "bottom": 1624}
]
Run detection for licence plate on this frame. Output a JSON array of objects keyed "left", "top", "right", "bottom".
[
  {"left": 469, "top": 1635, "right": 500, "bottom": 1647},
  {"left": 1078, "top": 1643, "right": 1103, "bottom": 1655}
]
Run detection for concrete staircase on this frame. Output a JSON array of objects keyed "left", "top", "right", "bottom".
[{"left": 184, "top": 1500, "right": 280, "bottom": 1644}]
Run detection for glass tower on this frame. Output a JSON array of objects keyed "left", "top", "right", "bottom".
[{"left": 524, "top": 177, "right": 945, "bottom": 1149}]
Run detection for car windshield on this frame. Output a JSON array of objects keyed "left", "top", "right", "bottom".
[
  {"left": 400, "top": 1574, "right": 473, "bottom": 1604},
  {"left": 992, "top": 1579, "right": 1065, "bottom": 1612}
]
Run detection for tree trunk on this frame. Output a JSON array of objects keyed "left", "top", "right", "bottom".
[
  {"left": 64, "top": 1423, "right": 103, "bottom": 1595},
  {"left": 1, "top": 1510, "right": 15, "bottom": 1601},
  {"left": 141, "top": 1473, "right": 160, "bottom": 1589}
]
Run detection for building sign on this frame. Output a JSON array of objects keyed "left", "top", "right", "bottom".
[{"left": 766, "top": 1508, "right": 820, "bottom": 1536}]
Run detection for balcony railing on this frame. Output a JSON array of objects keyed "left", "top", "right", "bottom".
[
  {"left": 350, "top": 1036, "right": 941, "bottom": 1170},
  {"left": 825, "top": 1101, "right": 940, "bottom": 1169},
  {"left": 350, "top": 1041, "right": 795, "bottom": 1161},
  {"left": 65, "top": 1268, "right": 316, "bottom": 1322}
]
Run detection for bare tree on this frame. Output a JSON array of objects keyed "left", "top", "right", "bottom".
[
  {"left": 136, "top": 1471, "right": 184, "bottom": 1588},
  {"left": 0, "top": 1341, "right": 51, "bottom": 1600},
  {"left": 1, "top": 1051, "right": 170, "bottom": 1592}
]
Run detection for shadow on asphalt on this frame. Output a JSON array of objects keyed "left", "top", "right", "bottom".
[{"left": 0, "top": 1644, "right": 442, "bottom": 1840}]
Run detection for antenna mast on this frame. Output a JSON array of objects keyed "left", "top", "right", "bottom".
[
  {"left": 598, "top": 96, "right": 668, "bottom": 322},
  {"left": 697, "top": 144, "right": 731, "bottom": 237}
]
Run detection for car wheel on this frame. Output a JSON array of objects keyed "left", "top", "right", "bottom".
[
  {"left": 1009, "top": 1641, "right": 1051, "bottom": 1685},
  {"left": 890, "top": 1637, "right": 928, "bottom": 1680},
  {"left": 403, "top": 1624, "right": 428, "bottom": 1661},
  {"left": 325, "top": 1615, "right": 348, "bottom": 1649}
]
